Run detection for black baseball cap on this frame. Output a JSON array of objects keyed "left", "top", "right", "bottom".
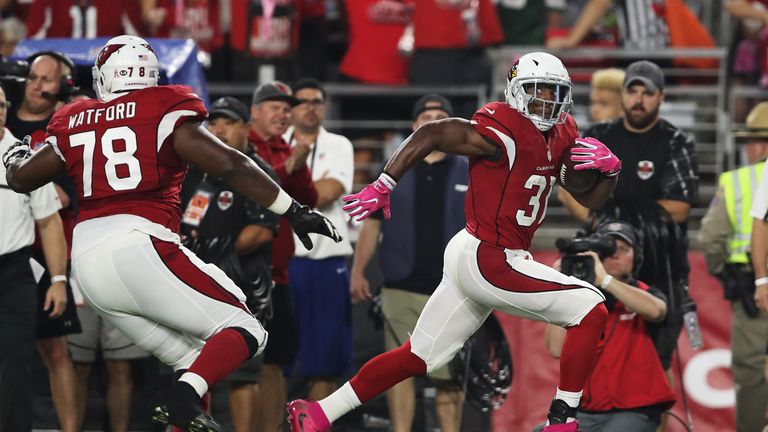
[
  {"left": 412, "top": 94, "right": 453, "bottom": 120},
  {"left": 209, "top": 96, "right": 249, "bottom": 122},
  {"left": 623, "top": 60, "right": 665, "bottom": 92},
  {"left": 252, "top": 81, "right": 300, "bottom": 107},
  {"left": 597, "top": 220, "right": 639, "bottom": 247}
]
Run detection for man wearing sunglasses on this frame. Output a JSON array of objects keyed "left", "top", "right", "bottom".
[{"left": 285, "top": 78, "right": 355, "bottom": 402}]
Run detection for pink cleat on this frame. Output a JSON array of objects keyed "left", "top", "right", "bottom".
[
  {"left": 286, "top": 399, "right": 332, "bottom": 432},
  {"left": 542, "top": 421, "right": 581, "bottom": 432}
]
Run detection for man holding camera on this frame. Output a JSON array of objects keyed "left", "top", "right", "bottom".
[
  {"left": 543, "top": 221, "right": 675, "bottom": 432},
  {"left": 699, "top": 101, "right": 768, "bottom": 432}
]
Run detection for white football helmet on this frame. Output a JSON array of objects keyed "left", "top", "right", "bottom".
[
  {"left": 92, "top": 35, "right": 159, "bottom": 100},
  {"left": 504, "top": 52, "right": 573, "bottom": 131}
]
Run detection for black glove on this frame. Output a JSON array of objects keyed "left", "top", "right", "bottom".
[
  {"left": 284, "top": 200, "right": 342, "bottom": 250},
  {"left": 2, "top": 135, "right": 32, "bottom": 170}
]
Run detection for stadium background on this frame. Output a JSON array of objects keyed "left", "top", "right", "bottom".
[{"left": 6, "top": 1, "right": 760, "bottom": 430}]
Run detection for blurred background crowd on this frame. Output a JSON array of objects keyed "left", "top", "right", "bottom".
[{"left": 1, "top": 0, "right": 768, "bottom": 431}]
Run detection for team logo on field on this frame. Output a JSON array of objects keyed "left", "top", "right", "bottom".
[
  {"left": 218, "top": 191, "right": 234, "bottom": 211},
  {"left": 637, "top": 160, "right": 654, "bottom": 180}
]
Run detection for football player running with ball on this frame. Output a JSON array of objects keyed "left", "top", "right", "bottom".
[
  {"left": 3, "top": 36, "right": 341, "bottom": 432},
  {"left": 286, "top": 52, "right": 622, "bottom": 432}
]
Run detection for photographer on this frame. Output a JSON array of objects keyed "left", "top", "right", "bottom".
[{"left": 542, "top": 221, "right": 675, "bottom": 431}]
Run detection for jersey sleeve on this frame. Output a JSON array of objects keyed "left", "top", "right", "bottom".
[
  {"left": 470, "top": 102, "right": 512, "bottom": 148},
  {"left": 160, "top": 85, "right": 208, "bottom": 125},
  {"left": 45, "top": 108, "right": 69, "bottom": 162}
]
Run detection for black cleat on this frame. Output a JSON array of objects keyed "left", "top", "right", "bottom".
[{"left": 151, "top": 381, "right": 222, "bottom": 432}]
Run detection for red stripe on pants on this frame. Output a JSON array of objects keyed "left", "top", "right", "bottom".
[{"left": 150, "top": 236, "right": 248, "bottom": 313}]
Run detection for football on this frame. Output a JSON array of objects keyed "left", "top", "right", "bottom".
[{"left": 559, "top": 142, "right": 600, "bottom": 194}]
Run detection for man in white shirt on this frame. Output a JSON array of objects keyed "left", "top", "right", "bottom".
[
  {"left": 285, "top": 78, "right": 355, "bottom": 400},
  {"left": 0, "top": 84, "right": 68, "bottom": 431}
]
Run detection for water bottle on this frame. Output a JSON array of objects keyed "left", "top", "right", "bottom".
[{"left": 682, "top": 299, "right": 703, "bottom": 349}]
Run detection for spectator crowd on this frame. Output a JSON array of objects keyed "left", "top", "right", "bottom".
[{"left": 0, "top": 1, "right": 768, "bottom": 432}]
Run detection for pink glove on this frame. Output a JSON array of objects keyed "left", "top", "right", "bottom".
[
  {"left": 570, "top": 137, "right": 622, "bottom": 177},
  {"left": 342, "top": 173, "right": 397, "bottom": 221}
]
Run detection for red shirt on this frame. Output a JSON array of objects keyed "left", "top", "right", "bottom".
[
  {"left": 229, "top": 0, "right": 299, "bottom": 57},
  {"left": 151, "top": 0, "right": 223, "bottom": 53},
  {"left": 581, "top": 281, "right": 676, "bottom": 412},
  {"left": 46, "top": 85, "right": 208, "bottom": 232},
  {"left": 467, "top": 102, "right": 577, "bottom": 250},
  {"left": 296, "top": 0, "right": 324, "bottom": 18},
  {"left": 27, "top": 0, "right": 142, "bottom": 38},
  {"left": 413, "top": 0, "right": 502, "bottom": 49},
  {"left": 339, "top": 0, "right": 409, "bottom": 85},
  {"left": 248, "top": 129, "right": 317, "bottom": 284}
]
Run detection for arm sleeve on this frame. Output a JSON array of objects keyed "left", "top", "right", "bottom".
[
  {"left": 750, "top": 163, "right": 768, "bottom": 220},
  {"left": 661, "top": 131, "right": 699, "bottom": 203}
]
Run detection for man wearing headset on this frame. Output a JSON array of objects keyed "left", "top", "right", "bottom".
[
  {"left": 541, "top": 221, "right": 675, "bottom": 432},
  {"left": 5, "top": 51, "right": 80, "bottom": 432}
]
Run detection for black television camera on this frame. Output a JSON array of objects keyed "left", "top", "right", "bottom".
[
  {"left": 0, "top": 56, "right": 30, "bottom": 107},
  {"left": 555, "top": 233, "right": 616, "bottom": 285}
]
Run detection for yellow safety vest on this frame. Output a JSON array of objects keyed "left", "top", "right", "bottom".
[{"left": 719, "top": 161, "right": 765, "bottom": 264}]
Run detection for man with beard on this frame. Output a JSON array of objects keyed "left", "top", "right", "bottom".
[{"left": 580, "top": 61, "right": 699, "bottom": 430}]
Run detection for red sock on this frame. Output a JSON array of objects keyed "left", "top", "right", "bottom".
[
  {"left": 350, "top": 340, "right": 427, "bottom": 402},
  {"left": 558, "top": 304, "right": 608, "bottom": 392},
  {"left": 187, "top": 328, "right": 250, "bottom": 388}
]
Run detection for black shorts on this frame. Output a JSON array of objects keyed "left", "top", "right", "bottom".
[
  {"left": 262, "top": 284, "right": 296, "bottom": 367},
  {"left": 0, "top": 247, "right": 37, "bottom": 359},
  {"left": 34, "top": 257, "right": 81, "bottom": 339}
]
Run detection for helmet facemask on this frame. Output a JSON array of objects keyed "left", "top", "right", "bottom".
[{"left": 504, "top": 53, "right": 574, "bottom": 131}]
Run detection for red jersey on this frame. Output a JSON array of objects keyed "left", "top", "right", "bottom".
[
  {"left": 247, "top": 129, "right": 317, "bottom": 285},
  {"left": 413, "top": 0, "right": 502, "bottom": 49},
  {"left": 152, "top": 0, "right": 224, "bottom": 53},
  {"left": 229, "top": 0, "right": 299, "bottom": 57},
  {"left": 467, "top": 102, "right": 578, "bottom": 250},
  {"left": 45, "top": 85, "right": 208, "bottom": 232},
  {"left": 339, "top": 0, "right": 409, "bottom": 85},
  {"left": 581, "top": 281, "right": 676, "bottom": 411},
  {"left": 27, "top": 0, "right": 142, "bottom": 39}
]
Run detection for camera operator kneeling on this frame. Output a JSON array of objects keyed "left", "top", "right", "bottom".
[{"left": 542, "top": 221, "right": 676, "bottom": 432}]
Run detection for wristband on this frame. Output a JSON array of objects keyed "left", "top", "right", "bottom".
[
  {"left": 267, "top": 189, "right": 292, "bottom": 215},
  {"left": 51, "top": 275, "right": 67, "bottom": 284},
  {"left": 600, "top": 275, "right": 614, "bottom": 290},
  {"left": 756, "top": 277, "right": 768, "bottom": 287},
  {"left": 378, "top": 172, "right": 397, "bottom": 190}
]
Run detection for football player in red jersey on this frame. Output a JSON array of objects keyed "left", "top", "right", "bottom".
[
  {"left": 286, "top": 52, "right": 622, "bottom": 432},
  {"left": 2, "top": 35, "right": 341, "bottom": 432}
]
